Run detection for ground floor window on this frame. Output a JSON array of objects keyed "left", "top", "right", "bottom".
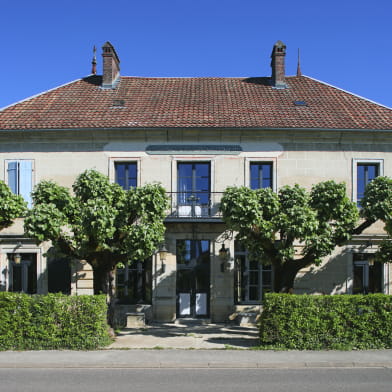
[
  {"left": 48, "top": 256, "right": 71, "bottom": 294},
  {"left": 8, "top": 253, "right": 37, "bottom": 294},
  {"left": 234, "top": 242, "right": 273, "bottom": 303},
  {"left": 116, "top": 258, "right": 152, "bottom": 304},
  {"left": 353, "top": 254, "right": 383, "bottom": 294}
]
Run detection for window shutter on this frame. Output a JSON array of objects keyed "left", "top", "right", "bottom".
[
  {"left": 19, "top": 161, "right": 33, "bottom": 207},
  {"left": 7, "top": 161, "right": 19, "bottom": 194}
]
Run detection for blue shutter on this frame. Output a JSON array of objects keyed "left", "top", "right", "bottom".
[
  {"left": 19, "top": 161, "right": 33, "bottom": 208},
  {"left": 7, "top": 161, "right": 18, "bottom": 194}
]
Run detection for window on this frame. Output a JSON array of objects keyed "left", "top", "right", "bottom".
[
  {"left": 250, "top": 162, "right": 273, "bottom": 189},
  {"left": 353, "top": 254, "right": 383, "bottom": 294},
  {"left": 177, "top": 162, "right": 210, "bottom": 217},
  {"left": 116, "top": 258, "right": 152, "bottom": 304},
  {"left": 115, "top": 162, "right": 137, "bottom": 190},
  {"left": 353, "top": 159, "right": 383, "bottom": 207},
  {"left": 234, "top": 241, "right": 273, "bottom": 303},
  {"left": 357, "top": 163, "right": 379, "bottom": 206},
  {"left": 6, "top": 160, "right": 33, "bottom": 207}
]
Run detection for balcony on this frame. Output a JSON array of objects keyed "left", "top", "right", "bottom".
[{"left": 165, "top": 192, "right": 223, "bottom": 222}]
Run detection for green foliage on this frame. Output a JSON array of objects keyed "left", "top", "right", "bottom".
[
  {"left": 0, "top": 180, "right": 27, "bottom": 230},
  {"left": 361, "top": 176, "right": 392, "bottom": 222},
  {"left": 376, "top": 239, "right": 392, "bottom": 263},
  {"left": 220, "top": 181, "right": 358, "bottom": 289},
  {"left": 259, "top": 293, "right": 392, "bottom": 350},
  {"left": 359, "top": 177, "right": 392, "bottom": 264},
  {"left": 24, "top": 169, "right": 168, "bottom": 294},
  {"left": 0, "top": 293, "right": 111, "bottom": 350}
]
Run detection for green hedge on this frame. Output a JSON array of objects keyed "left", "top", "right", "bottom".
[
  {"left": 259, "top": 293, "right": 392, "bottom": 350},
  {"left": 0, "top": 293, "right": 112, "bottom": 350}
]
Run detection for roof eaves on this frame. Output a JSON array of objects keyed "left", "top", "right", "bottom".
[
  {"left": 0, "top": 76, "right": 87, "bottom": 111},
  {"left": 1, "top": 126, "right": 391, "bottom": 134},
  {"left": 302, "top": 75, "right": 392, "bottom": 111}
]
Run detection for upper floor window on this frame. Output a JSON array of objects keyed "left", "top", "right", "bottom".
[
  {"left": 357, "top": 163, "right": 378, "bottom": 203},
  {"left": 250, "top": 162, "right": 273, "bottom": 189},
  {"left": 6, "top": 160, "right": 33, "bottom": 207},
  {"left": 115, "top": 162, "right": 137, "bottom": 190},
  {"left": 354, "top": 160, "right": 382, "bottom": 207}
]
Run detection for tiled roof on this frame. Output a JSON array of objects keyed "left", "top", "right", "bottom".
[{"left": 1, "top": 75, "right": 391, "bottom": 130}]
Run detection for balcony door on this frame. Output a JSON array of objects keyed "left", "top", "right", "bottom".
[{"left": 177, "top": 162, "right": 210, "bottom": 217}]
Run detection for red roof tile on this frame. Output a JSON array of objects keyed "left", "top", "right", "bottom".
[{"left": 1, "top": 75, "right": 391, "bottom": 130}]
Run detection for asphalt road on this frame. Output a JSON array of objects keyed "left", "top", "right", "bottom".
[{"left": 2, "top": 368, "right": 392, "bottom": 392}]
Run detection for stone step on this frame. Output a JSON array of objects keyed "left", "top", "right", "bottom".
[{"left": 125, "top": 312, "right": 145, "bottom": 328}]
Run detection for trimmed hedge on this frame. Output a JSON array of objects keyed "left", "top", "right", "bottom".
[
  {"left": 0, "top": 293, "right": 112, "bottom": 350},
  {"left": 259, "top": 293, "right": 392, "bottom": 350}
]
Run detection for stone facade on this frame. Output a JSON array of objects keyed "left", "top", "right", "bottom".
[{"left": 0, "top": 127, "right": 391, "bottom": 322}]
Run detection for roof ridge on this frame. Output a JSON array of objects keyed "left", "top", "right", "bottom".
[{"left": 119, "top": 75, "right": 268, "bottom": 80}]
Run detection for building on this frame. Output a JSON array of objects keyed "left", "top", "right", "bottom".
[{"left": 1, "top": 41, "right": 392, "bottom": 324}]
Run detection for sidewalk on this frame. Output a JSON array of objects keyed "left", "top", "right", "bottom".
[
  {"left": 0, "top": 322, "right": 391, "bottom": 369},
  {"left": 1, "top": 349, "right": 392, "bottom": 369}
]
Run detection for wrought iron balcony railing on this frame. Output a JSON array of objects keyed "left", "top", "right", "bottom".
[{"left": 165, "top": 192, "right": 223, "bottom": 221}]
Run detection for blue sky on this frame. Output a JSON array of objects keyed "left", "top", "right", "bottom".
[{"left": 1, "top": 0, "right": 392, "bottom": 109}]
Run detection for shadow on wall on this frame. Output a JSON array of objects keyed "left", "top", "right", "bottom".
[
  {"left": 294, "top": 248, "right": 354, "bottom": 295},
  {"left": 113, "top": 265, "right": 178, "bottom": 328}
]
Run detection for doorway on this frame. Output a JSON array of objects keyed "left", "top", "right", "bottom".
[
  {"left": 8, "top": 253, "right": 37, "bottom": 294},
  {"left": 176, "top": 240, "right": 210, "bottom": 318}
]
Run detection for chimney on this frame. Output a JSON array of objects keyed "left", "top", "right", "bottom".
[
  {"left": 270, "top": 40, "right": 287, "bottom": 88},
  {"left": 102, "top": 41, "right": 120, "bottom": 89}
]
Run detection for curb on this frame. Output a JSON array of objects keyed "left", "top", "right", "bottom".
[{"left": 1, "top": 361, "right": 392, "bottom": 369}]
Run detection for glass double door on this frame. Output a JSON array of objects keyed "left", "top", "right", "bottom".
[
  {"left": 176, "top": 240, "right": 210, "bottom": 318},
  {"left": 177, "top": 162, "right": 210, "bottom": 217}
]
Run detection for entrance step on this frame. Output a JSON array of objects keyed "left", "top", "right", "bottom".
[
  {"left": 174, "top": 318, "right": 211, "bottom": 326},
  {"left": 113, "top": 304, "right": 152, "bottom": 328},
  {"left": 125, "top": 312, "right": 145, "bottom": 328}
]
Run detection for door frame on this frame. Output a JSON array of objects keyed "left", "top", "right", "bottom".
[{"left": 176, "top": 239, "right": 211, "bottom": 318}]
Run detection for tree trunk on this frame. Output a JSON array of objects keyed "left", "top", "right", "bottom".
[
  {"left": 92, "top": 264, "right": 115, "bottom": 297},
  {"left": 273, "top": 258, "right": 310, "bottom": 293},
  {"left": 92, "top": 263, "right": 116, "bottom": 327}
]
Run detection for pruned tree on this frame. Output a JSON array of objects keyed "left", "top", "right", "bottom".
[
  {"left": 220, "top": 180, "right": 361, "bottom": 292},
  {"left": 0, "top": 180, "right": 27, "bottom": 231},
  {"left": 24, "top": 169, "right": 168, "bottom": 297},
  {"left": 359, "top": 176, "right": 392, "bottom": 263}
]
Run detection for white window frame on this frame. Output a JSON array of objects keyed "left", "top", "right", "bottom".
[
  {"left": 171, "top": 157, "right": 215, "bottom": 193},
  {"left": 245, "top": 157, "right": 277, "bottom": 192},
  {"left": 352, "top": 258, "right": 387, "bottom": 294},
  {"left": 171, "top": 157, "right": 215, "bottom": 217},
  {"left": 108, "top": 157, "right": 141, "bottom": 187},
  {"left": 234, "top": 245, "right": 273, "bottom": 304},
  {"left": 352, "top": 159, "right": 383, "bottom": 205}
]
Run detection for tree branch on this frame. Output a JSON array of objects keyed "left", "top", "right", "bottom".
[{"left": 351, "top": 218, "right": 376, "bottom": 235}]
